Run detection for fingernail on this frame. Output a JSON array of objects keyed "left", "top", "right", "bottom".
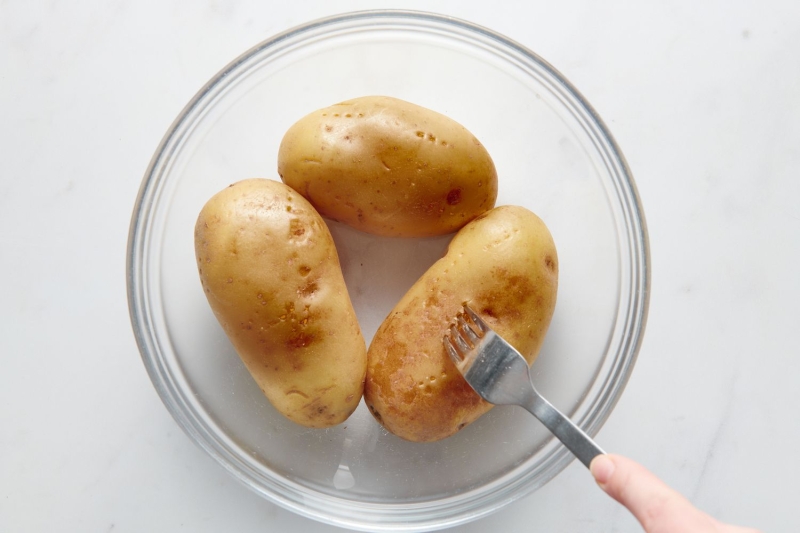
[{"left": 590, "top": 454, "right": 615, "bottom": 486}]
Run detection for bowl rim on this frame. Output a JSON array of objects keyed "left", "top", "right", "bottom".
[{"left": 127, "top": 9, "right": 650, "bottom": 532}]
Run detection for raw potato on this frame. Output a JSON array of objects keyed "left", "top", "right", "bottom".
[
  {"left": 364, "top": 206, "right": 558, "bottom": 442},
  {"left": 278, "top": 96, "right": 498, "bottom": 237},
  {"left": 195, "top": 178, "right": 367, "bottom": 428}
]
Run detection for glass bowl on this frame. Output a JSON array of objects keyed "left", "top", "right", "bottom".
[{"left": 127, "top": 10, "right": 649, "bottom": 532}]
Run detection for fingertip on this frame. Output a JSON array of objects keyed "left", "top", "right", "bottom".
[{"left": 590, "top": 454, "right": 616, "bottom": 486}]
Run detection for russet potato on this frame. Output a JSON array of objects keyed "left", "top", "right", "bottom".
[
  {"left": 364, "top": 205, "right": 558, "bottom": 442},
  {"left": 278, "top": 96, "right": 498, "bottom": 237},
  {"left": 194, "top": 178, "right": 367, "bottom": 428}
]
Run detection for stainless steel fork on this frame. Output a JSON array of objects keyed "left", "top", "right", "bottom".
[{"left": 444, "top": 305, "right": 605, "bottom": 468}]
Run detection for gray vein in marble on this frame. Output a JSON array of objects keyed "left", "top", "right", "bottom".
[{"left": 689, "top": 361, "right": 739, "bottom": 505}]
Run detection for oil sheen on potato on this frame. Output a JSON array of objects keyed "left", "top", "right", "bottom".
[
  {"left": 195, "top": 178, "right": 367, "bottom": 428},
  {"left": 364, "top": 206, "right": 558, "bottom": 442},
  {"left": 278, "top": 96, "right": 498, "bottom": 237}
]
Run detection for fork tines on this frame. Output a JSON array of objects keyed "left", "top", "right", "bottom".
[{"left": 444, "top": 305, "right": 487, "bottom": 362}]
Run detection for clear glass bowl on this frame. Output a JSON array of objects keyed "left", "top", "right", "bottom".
[{"left": 127, "top": 10, "right": 649, "bottom": 532}]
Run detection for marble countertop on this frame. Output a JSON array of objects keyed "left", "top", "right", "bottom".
[{"left": 2, "top": 1, "right": 798, "bottom": 531}]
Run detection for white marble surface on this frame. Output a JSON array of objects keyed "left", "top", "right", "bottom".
[{"left": 1, "top": 1, "right": 798, "bottom": 531}]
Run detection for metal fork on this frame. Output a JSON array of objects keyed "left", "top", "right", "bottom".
[{"left": 444, "top": 305, "right": 605, "bottom": 468}]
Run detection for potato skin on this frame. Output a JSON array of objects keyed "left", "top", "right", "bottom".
[
  {"left": 278, "top": 96, "right": 498, "bottom": 237},
  {"left": 364, "top": 206, "right": 558, "bottom": 442},
  {"left": 194, "top": 178, "right": 366, "bottom": 428}
]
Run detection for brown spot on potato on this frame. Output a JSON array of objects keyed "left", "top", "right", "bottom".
[
  {"left": 298, "top": 265, "right": 311, "bottom": 276},
  {"left": 289, "top": 219, "right": 305, "bottom": 238},
  {"left": 545, "top": 255, "right": 555, "bottom": 271},
  {"left": 446, "top": 189, "right": 462, "bottom": 205},
  {"left": 299, "top": 281, "right": 318, "bottom": 297},
  {"left": 287, "top": 332, "right": 315, "bottom": 349},
  {"left": 425, "top": 293, "right": 440, "bottom": 308}
]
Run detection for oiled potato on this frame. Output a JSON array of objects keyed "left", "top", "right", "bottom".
[
  {"left": 195, "top": 178, "right": 367, "bottom": 428},
  {"left": 364, "top": 206, "right": 558, "bottom": 442},
  {"left": 278, "top": 96, "right": 498, "bottom": 237}
]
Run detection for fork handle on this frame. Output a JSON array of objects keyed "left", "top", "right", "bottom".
[{"left": 523, "top": 394, "right": 605, "bottom": 468}]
